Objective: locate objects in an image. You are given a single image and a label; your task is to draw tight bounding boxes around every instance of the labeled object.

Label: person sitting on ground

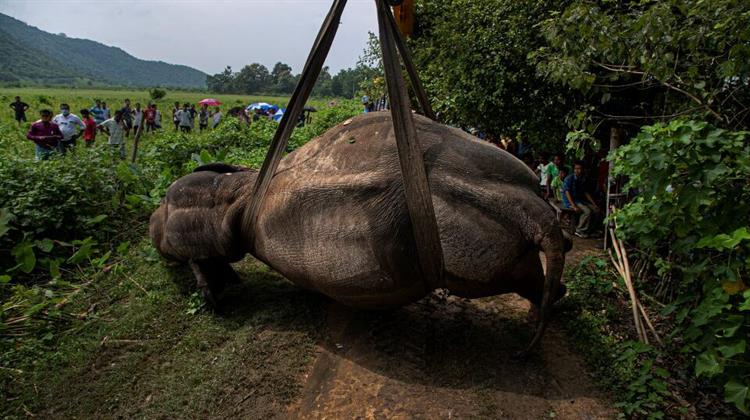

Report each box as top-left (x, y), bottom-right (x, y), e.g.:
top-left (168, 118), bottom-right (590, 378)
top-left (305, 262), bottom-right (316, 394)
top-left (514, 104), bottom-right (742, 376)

top-left (211, 107), bottom-right (222, 129)
top-left (177, 103), bottom-right (193, 133)
top-left (99, 110), bottom-right (126, 159)
top-left (132, 102), bottom-right (143, 135)
top-left (562, 160), bottom-right (601, 238)
top-left (535, 152), bottom-right (550, 197)
top-left (52, 103), bottom-right (85, 153)
top-left (198, 105), bottom-right (209, 132)
top-left (26, 109), bottom-right (63, 161)
top-left (10, 96), bottom-right (29, 125)
top-left (80, 109), bottom-right (97, 146)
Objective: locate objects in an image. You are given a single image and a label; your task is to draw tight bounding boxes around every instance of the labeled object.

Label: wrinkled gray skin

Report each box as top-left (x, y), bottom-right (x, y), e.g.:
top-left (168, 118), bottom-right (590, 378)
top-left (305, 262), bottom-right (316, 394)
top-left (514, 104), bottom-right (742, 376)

top-left (150, 113), bottom-right (569, 351)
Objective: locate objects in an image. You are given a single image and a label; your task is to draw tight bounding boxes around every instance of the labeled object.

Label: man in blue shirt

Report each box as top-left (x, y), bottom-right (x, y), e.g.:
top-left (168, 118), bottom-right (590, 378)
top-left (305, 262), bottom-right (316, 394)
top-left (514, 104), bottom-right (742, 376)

top-left (562, 160), bottom-right (600, 238)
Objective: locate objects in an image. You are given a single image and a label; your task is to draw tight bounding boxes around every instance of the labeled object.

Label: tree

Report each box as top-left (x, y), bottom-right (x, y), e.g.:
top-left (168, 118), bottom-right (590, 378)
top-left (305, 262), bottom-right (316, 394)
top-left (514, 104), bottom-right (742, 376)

top-left (271, 62), bottom-right (297, 94)
top-left (206, 66), bottom-right (234, 93)
top-left (312, 66), bottom-right (333, 97)
top-left (533, 0), bottom-right (750, 133)
top-left (411, 0), bottom-right (574, 148)
top-left (233, 63), bottom-right (272, 94)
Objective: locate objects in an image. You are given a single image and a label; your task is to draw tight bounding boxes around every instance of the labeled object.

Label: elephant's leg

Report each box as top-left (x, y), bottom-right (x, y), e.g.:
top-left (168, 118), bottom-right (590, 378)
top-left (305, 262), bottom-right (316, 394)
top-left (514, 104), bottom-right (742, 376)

top-left (189, 259), bottom-right (240, 307)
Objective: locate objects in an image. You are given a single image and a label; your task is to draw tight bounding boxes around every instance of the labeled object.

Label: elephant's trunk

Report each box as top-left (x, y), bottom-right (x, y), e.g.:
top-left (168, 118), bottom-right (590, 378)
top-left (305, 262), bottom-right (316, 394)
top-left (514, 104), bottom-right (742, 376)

top-left (524, 227), bottom-right (565, 354)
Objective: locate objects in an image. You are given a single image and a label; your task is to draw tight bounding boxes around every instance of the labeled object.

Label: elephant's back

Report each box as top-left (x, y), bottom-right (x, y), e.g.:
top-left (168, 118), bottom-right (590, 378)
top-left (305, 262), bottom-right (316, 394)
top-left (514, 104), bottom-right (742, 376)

top-left (276, 112), bottom-right (539, 191)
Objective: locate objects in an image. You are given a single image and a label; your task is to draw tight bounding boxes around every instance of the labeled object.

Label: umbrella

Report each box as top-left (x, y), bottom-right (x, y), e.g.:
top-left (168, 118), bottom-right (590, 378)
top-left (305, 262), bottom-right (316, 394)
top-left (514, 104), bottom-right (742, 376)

top-left (198, 98), bottom-right (222, 106)
top-left (272, 109), bottom-right (285, 122)
top-left (246, 102), bottom-right (274, 111)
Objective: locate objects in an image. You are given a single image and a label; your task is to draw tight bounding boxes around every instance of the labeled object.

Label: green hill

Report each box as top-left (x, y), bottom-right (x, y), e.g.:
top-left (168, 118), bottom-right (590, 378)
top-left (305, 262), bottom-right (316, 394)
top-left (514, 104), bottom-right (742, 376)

top-left (0, 13), bottom-right (207, 89)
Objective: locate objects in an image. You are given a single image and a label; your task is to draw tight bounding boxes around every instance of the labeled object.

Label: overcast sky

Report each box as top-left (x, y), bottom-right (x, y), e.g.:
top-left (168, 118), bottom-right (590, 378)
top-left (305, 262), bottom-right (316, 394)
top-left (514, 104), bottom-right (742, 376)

top-left (0, 0), bottom-right (378, 75)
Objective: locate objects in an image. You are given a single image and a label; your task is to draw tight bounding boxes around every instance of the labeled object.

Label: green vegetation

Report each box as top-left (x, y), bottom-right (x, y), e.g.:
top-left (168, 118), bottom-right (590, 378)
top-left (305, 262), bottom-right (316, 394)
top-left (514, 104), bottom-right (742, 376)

top-left (612, 120), bottom-right (750, 414)
top-left (0, 87), bottom-right (360, 418)
top-left (0, 13), bottom-right (207, 89)
top-left (412, 0), bottom-right (749, 415)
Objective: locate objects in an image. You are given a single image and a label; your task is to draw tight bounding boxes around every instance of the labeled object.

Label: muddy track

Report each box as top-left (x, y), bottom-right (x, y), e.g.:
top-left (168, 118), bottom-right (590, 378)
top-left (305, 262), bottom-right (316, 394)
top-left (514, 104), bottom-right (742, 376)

top-left (288, 238), bottom-right (614, 419)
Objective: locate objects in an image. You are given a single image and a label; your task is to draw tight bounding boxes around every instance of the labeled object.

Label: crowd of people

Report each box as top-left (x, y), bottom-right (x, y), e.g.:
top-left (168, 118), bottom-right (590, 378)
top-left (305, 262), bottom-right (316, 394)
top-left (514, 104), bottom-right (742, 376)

top-left (10, 96), bottom-right (225, 161)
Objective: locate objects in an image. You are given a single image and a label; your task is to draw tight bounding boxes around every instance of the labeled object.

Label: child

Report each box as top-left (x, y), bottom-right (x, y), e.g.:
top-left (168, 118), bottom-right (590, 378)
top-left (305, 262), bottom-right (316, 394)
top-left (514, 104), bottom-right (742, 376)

top-left (551, 166), bottom-right (569, 203)
top-left (80, 109), bottom-right (97, 146)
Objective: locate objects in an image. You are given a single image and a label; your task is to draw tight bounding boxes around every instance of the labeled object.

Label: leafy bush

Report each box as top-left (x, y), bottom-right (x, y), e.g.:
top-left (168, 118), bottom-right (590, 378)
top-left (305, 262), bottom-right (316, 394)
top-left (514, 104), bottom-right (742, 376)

top-left (612, 120), bottom-right (750, 413)
top-left (149, 88), bottom-right (166, 101)
top-left (562, 256), bottom-right (673, 418)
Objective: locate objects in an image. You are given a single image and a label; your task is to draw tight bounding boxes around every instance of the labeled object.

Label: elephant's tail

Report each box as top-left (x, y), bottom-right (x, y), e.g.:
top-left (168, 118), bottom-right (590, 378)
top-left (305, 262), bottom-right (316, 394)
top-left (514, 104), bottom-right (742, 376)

top-left (524, 228), bottom-right (566, 354)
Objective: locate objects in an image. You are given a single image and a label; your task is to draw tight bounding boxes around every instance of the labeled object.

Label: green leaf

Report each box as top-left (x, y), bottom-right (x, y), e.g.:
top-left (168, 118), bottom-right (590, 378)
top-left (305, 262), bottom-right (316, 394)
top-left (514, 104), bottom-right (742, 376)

top-left (49, 259), bottom-right (61, 279)
top-left (35, 238), bottom-right (54, 253)
top-left (68, 239), bottom-right (95, 265)
top-left (724, 380), bottom-right (749, 414)
top-left (12, 242), bottom-right (36, 274)
top-left (695, 352), bottom-right (723, 377)
top-left (85, 215), bottom-right (108, 225)
top-left (718, 340), bottom-right (746, 358)
top-left (0, 208), bottom-right (14, 239)
top-left (116, 241), bottom-right (131, 255)
top-left (0, 275), bottom-right (11, 284)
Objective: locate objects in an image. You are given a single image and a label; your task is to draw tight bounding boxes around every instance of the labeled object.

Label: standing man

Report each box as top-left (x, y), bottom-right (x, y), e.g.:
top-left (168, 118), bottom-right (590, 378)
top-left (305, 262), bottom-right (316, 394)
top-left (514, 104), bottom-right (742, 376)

top-left (26, 109), bottom-right (63, 161)
top-left (52, 104), bottom-right (85, 153)
top-left (562, 161), bottom-right (601, 238)
top-left (80, 109), bottom-right (97, 146)
top-left (545, 153), bottom-right (569, 199)
top-left (99, 110), bottom-right (126, 159)
top-left (535, 152), bottom-right (550, 197)
top-left (9, 96), bottom-right (30, 125)
top-left (177, 103), bottom-right (193, 133)
top-left (211, 107), bottom-right (222, 129)
top-left (198, 104), bottom-right (209, 132)
top-left (120, 99), bottom-right (133, 137)
top-left (144, 104), bottom-right (156, 132)
top-left (132, 102), bottom-right (143, 135)
top-left (172, 101), bottom-right (181, 131)
top-left (90, 99), bottom-right (106, 126)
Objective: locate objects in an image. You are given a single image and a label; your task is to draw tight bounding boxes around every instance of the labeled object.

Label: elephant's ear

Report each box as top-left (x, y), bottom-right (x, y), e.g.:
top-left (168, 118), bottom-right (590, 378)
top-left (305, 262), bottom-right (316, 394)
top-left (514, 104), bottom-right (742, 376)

top-left (193, 163), bottom-right (249, 174)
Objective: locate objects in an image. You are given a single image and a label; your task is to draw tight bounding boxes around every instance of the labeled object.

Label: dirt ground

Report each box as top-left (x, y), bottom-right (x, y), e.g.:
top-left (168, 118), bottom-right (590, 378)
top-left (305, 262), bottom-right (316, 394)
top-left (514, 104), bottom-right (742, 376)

top-left (288, 237), bottom-right (615, 419)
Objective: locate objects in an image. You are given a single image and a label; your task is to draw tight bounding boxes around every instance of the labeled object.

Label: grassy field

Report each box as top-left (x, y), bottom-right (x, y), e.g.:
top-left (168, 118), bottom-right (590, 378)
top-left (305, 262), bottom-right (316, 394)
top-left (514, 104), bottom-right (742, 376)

top-left (0, 87), bottom-right (359, 418)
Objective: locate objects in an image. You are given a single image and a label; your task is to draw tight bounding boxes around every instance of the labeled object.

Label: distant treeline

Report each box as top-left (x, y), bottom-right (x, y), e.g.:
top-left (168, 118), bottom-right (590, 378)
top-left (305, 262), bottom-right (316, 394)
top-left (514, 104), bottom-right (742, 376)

top-left (206, 63), bottom-right (377, 99)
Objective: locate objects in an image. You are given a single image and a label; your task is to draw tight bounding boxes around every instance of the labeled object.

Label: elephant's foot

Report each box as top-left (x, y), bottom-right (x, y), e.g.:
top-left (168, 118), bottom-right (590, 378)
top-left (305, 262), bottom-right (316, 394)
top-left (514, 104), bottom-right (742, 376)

top-left (189, 259), bottom-right (239, 308)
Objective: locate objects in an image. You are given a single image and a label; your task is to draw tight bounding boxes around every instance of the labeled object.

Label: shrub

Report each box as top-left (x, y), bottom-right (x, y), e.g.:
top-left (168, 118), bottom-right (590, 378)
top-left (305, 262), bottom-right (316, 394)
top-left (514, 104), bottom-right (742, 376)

top-left (149, 88), bottom-right (166, 101)
top-left (612, 120), bottom-right (750, 414)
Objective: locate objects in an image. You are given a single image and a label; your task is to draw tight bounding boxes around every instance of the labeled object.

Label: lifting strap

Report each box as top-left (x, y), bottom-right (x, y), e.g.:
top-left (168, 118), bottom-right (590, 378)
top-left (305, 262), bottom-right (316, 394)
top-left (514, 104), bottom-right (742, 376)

top-left (242, 0), bottom-right (445, 291)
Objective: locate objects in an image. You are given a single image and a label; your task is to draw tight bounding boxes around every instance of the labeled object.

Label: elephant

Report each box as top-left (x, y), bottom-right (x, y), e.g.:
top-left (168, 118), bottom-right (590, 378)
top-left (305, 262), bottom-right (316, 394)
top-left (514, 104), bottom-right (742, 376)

top-left (149, 112), bottom-right (570, 351)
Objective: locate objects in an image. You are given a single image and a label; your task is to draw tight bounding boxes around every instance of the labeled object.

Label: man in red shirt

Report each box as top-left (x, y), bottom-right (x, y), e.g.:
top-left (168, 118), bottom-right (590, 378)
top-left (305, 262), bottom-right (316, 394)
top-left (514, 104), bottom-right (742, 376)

top-left (144, 104), bottom-right (157, 132)
top-left (26, 109), bottom-right (63, 161)
top-left (80, 109), bottom-right (97, 146)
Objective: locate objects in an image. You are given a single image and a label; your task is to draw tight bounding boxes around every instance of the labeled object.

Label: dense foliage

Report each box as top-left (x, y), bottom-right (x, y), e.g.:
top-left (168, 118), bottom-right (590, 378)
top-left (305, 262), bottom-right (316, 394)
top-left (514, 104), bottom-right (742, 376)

top-left (410, 0), bottom-right (574, 148)
top-left (613, 120), bottom-right (750, 414)
top-left (0, 13), bottom-right (207, 88)
top-left (534, 0), bottom-right (750, 136)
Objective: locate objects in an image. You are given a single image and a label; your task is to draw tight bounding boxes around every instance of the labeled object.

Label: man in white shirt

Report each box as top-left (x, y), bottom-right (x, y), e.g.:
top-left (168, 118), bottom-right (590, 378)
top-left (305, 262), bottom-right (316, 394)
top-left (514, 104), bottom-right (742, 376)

top-left (53, 103), bottom-right (85, 153)
top-left (98, 110), bottom-right (126, 159)
top-left (211, 108), bottom-right (222, 129)
top-left (535, 153), bottom-right (550, 198)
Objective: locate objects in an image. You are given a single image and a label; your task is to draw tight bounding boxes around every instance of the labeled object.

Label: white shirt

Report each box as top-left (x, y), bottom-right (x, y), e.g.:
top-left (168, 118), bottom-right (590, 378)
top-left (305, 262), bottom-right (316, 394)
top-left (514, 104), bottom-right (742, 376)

top-left (537, 163), bottom-right (549, 186)
top-left (133, 109), bottom-right (143, 125)
top-left (154, 110), bottom-right (161, 125)
top-left (177, 109), bottom-right (192, 127)
top-left (99, 118), bottom-right (125, 145)
top-left (52, 113), bottom-right (85, 141)
top-left (212, 111), bottom-right (222, 128)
